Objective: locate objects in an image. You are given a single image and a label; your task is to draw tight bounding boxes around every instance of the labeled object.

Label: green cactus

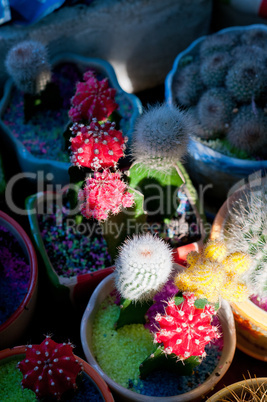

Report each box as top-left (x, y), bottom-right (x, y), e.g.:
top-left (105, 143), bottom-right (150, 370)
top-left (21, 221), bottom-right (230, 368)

top-left (200, 52), bottom-right (232, 88)
top-left (225, 58), bottom-right (267, 103)
top-left (196, 87), bottom-right (235, 138)
top-left (199, 31), bottom-right (240, 59)
top-left (173, 61), bottom-right (205, 107)
top-left (226, 104), bottom-right (267, 158)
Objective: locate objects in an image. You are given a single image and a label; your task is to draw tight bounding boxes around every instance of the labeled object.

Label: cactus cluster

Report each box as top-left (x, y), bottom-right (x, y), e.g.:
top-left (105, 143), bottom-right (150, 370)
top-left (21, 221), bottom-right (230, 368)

top-left (224, 187), bottom-right (267, 299)
top-left (17, 336), bottom-right (82, 400)
top-left (5, 40), bottom-right (51, 95)
top-left (174, 240), bottom-right (251, 303)
top-left (174, 27), bottom-right (267, 159)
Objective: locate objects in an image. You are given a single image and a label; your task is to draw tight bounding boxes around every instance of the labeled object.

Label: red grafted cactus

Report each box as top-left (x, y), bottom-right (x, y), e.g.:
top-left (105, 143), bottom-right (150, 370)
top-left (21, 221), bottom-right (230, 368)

top-left (70, 119), bottom-right (127, 169)
top-left (69, 70), bottom-right (118, 122)
top-left (154, 293), bottom-right (220, 360)
top-left (17, 336), bottom-right (82, 400)
top-left (78, 170), bottom-right (134, 221)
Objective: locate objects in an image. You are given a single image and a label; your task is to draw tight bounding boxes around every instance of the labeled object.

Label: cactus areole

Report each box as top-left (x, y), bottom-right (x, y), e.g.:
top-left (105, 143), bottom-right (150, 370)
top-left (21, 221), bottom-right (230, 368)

top-left (17, 336), bottom-right (82, 400)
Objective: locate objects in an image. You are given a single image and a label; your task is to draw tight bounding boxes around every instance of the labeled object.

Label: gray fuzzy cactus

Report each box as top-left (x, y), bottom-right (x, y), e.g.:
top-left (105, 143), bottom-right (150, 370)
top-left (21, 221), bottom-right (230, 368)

top-left (241, 28), bottom-right (267, 49)
top-left (196, 87), bottom-right (235, 138)
top-left (173, 62), bottom-right (205, 107)
top-left (131, 103), bottom-right (194, 173)
top-left (225, 187), bottom-right (267, 298)
top-left (114, 233), bottom-right (173, 302)
top-left (226, 104), bottom-right (267, 158)
top-left (5, 40), bottom-right (51, 94)
top-left (199, 31), bottom-right (239, 59)
top-left (200, 52), bottom-right (231, 88)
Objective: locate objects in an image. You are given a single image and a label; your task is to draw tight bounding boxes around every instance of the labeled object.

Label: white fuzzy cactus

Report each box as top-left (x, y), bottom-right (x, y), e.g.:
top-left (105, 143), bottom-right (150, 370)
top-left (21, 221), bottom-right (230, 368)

top-left (131, 104), bottom-right (194, 173)
top-left (5, 40), bottom-right (51, 94)
top-left (225, 188), bottom-right (267, 298)
top-left (114, 233), bottom-right (173, 302)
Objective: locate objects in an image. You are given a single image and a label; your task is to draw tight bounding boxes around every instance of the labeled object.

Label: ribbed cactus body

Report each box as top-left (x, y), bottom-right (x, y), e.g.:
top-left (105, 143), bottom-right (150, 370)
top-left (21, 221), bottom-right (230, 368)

top-left (200, 52), bottom-right (231, 88)
top-left (196, 88), bottom-right (235, 138)
top-left (174, 62), bottom-right (205, 107)
top-left (5, 40), bottom-right (51, 94)
top-left (114, 233), bottom-right (173, 302)
top-left (225, 190), bottom-right (267, 298)
top-left (226, 105), bottom-right (267, 158)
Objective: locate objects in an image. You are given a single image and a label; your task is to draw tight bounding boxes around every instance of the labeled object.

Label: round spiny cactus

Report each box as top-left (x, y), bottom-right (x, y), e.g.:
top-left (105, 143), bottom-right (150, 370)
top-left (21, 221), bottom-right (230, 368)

top-left (114, 233), bottom-right (173, 302)
top-left (231, 45), bottom-right (267, 64)
top-left (196, 88), bottom-right (235, 138)
top-left (131, 104), bottom-right (194, 172)
top-left (200, 52), bottom-right (232, 88)
top-left (241, 28), bottom-right (267, 49)
top-left (174, 62), bottom-right (205, 107)
top-left (225, 58), bottom-right (267, 103)
top-left (199, 31), bottom-right (240, 59)
top-left (226, 105), bottom-right (267, 158)
top-left (225, 188), bottom-right (267, 298)
top-left (5, 40), bottom-right (51, 94)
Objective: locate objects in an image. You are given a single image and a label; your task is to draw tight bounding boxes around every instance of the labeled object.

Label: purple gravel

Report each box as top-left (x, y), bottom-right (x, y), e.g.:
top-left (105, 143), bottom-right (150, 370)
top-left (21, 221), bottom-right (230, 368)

top-left (0, 225), bottom-right (31, 326)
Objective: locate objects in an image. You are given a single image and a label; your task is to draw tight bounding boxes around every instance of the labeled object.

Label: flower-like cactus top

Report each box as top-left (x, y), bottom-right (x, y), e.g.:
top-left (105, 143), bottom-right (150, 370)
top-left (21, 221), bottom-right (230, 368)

top-left (78, 170), bottom-right (134, 221)
top-left (69, 70), bottom-right (118, 123)
top-left (17, 336), bottom-right (82, 400)
top-left (70, 120), bottom-right (127, 169)
top-left (114, 233), bottom-right (173, 301)
top-left (174, 240), bottom-right (251, 303)
top-left (154, 293), bottom-right (220, 360)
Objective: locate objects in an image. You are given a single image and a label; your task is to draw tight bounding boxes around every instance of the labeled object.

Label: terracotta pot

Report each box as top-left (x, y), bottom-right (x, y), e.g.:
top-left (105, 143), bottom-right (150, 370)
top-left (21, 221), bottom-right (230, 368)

top-left (207, 377), bottom-right (267, 401)
top-left (0, 53), bottom-right (142, 186)
top-left (80, 273), bottom-right (236, 402)
top-left (210, 180), bottom-right (267, 361)
top-left (0, 211), bottom-right (38, 350)
top-left (0, 345), bottom-right (114, 401)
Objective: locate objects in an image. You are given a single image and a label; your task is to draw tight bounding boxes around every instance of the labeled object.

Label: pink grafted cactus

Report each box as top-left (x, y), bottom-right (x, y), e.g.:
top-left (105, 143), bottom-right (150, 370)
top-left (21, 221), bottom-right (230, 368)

top-left (69, 70), bottom-right (118, 122)
top-left (70, 119), bottom-right (126, 169)
top-left (154, 293), bottom-right (220, 360)
top-left (78, 170), bottom-right (134, 221)
top-left (17, 336), bottom-right (82, 400)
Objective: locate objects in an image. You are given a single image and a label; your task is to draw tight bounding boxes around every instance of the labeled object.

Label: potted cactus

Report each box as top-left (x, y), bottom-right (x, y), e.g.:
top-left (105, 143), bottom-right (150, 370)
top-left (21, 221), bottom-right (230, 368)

top-left (0, 210), bottom-right (38, 350)
top-left (0, 39), bottom-right (142, 186)
top-left (80, 235), bottom-right (240, 401)
top-left (26, 101), bottom-right (204, 308)
top-left (210, 175), bottom-right (267, 361)
top-left (165, 24), bottom-right (267, 203)
top-left (0, 335), bottom-right (114, 401)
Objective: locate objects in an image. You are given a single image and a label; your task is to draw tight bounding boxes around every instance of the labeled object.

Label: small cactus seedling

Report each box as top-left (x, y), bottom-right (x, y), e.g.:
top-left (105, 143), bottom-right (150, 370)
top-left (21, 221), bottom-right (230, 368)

top-left (5, 40), bottom-right (51, 95)
top-left (17, 336), bottom-right (82, 400)
top-left (69, 70), bottom-right (118, 123)
top-left (174, 240), bottom-right (251, 303)
top-left (225, 187), bottom-right (267, 298)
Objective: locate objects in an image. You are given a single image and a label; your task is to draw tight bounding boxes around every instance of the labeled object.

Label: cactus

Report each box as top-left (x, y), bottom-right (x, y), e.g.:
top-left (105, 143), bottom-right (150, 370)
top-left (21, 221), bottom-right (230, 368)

top-left (69, 70), bottom-right (118, 123)
top-left (5, 40), bottom-right (51, 95)
top-left (17, 336), bottom-right (82, 400)
top-left (174, 240), bottom-right (251, 303)
top-left (200, 52), bottom-right (232, 88)
top-left (173, 62), bottom-right (205, 107)
top-left (69, 119), bottom-right (127, 169)
top-left (226, 105), bottom-right (267, 158)
top-left (199, 31), bottom-right (240, 59)
top-left (225, 58), bottom-right (267, 103)
top-left (114, 233), bottom-right (173, 302)
top-left (225, 188), bottom-right (267, 298)
top-left (78, 170), bottom-right (134, 221)
top-left (196, 88), bottom-right (235, 138)
top-left (241, 28), bottom-right (267, 49)
top-left (231, 45), bottom-right (267, 63)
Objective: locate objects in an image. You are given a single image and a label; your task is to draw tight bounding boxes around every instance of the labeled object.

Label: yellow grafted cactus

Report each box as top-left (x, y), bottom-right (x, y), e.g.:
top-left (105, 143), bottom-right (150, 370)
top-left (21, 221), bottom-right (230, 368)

top-left (203, 240), bottom-right (228, 263)
top-left (220, 281), bottom-right (249, 302)
top-left (222, 252), bottom-right (251, 276)
top-left (186, 251), bottom-right (200, 268)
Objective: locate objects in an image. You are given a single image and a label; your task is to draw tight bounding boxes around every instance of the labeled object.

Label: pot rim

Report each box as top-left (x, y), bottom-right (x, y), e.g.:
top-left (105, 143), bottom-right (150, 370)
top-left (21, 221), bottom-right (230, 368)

top-left (0, 211), bottom-right (38, 333)
top-left (206, 377), bottom-right (267, 401)
top-left (0, 345), bottom-right (114, 402)
top-left (80, 272), bottom-right (236, 402)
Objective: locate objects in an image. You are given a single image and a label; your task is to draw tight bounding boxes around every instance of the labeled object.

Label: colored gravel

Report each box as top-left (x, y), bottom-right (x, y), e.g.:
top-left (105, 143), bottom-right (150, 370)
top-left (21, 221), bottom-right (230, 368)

top-left (38, 202), bottom-right (112, 278)
top-left (0, 358), bottom-right (104, 401)
top-left (92, 294), bottom-right (223, 397)
top-left (0, 225), bottom-right (31, 326)
top-left (3, 63), bottom-right (133, 162)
